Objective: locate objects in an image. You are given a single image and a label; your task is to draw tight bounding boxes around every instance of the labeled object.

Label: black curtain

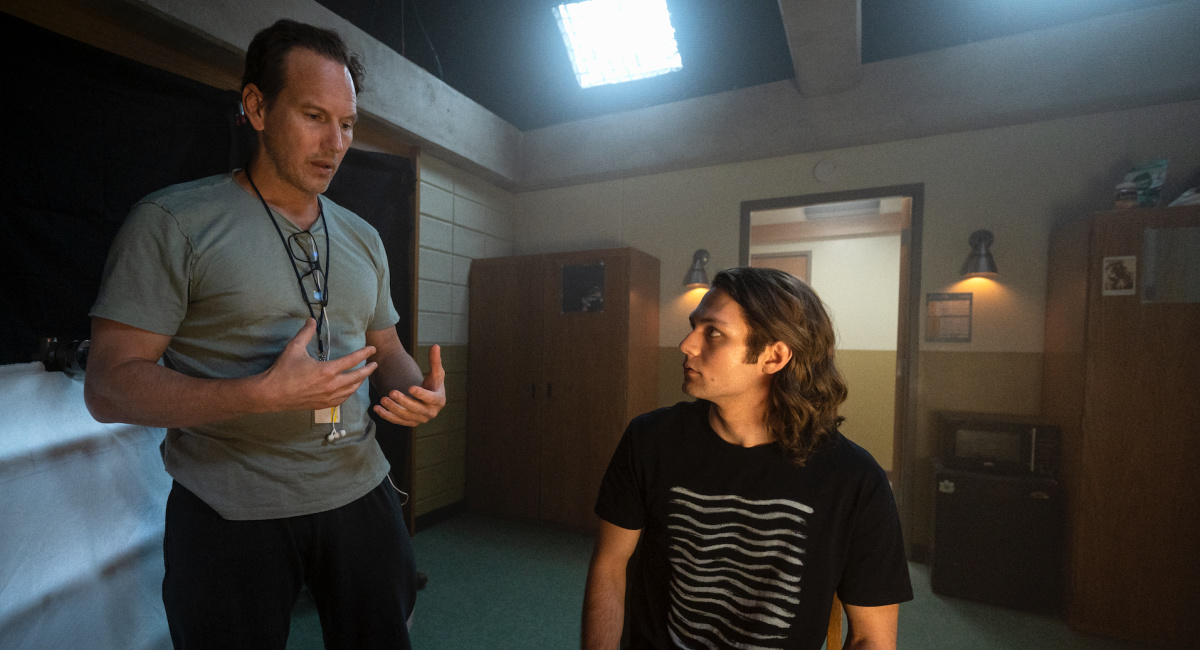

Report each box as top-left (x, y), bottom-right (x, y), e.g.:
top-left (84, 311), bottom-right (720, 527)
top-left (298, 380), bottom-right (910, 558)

top-left (2, 11), bottom-right (250, 364)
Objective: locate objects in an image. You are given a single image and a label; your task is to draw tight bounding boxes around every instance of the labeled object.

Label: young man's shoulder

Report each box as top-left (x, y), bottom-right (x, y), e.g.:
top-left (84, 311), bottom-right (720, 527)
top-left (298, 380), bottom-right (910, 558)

top-left (616, 401), bottom-right (711, 460)
top-left (813, 429), bottom-right (892, 488)
top-left (629, 400), bottom-right (707, 433)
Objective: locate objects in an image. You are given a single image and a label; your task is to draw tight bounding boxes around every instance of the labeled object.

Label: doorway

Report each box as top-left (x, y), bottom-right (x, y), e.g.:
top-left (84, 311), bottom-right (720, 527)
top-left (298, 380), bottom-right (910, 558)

top-left (740, 185), bottom-right (923, 556)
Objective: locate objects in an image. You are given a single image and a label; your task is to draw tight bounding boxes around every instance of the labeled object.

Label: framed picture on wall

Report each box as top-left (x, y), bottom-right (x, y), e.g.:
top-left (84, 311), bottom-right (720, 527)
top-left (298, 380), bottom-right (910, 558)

top-left (561, 261), bottom-right (606, 313)
top-left (1101, 256), bottom-right (1136, 296)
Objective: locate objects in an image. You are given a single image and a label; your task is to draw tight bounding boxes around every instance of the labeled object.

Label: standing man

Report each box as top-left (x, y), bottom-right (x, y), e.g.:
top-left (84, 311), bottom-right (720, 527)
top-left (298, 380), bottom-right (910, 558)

top-left (84, 20), bottom-right (442, 649)
top-left (583, 268), bottom-right (912, 649)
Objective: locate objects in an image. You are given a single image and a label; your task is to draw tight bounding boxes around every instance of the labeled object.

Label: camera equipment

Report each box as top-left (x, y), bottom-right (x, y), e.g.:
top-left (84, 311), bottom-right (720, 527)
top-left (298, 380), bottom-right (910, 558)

top-left (38, 338), bottom-right (90, 376)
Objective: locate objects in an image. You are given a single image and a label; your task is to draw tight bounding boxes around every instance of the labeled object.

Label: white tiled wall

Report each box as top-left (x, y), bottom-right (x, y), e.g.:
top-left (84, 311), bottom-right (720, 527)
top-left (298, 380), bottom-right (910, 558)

top-left (413, 155), bottom-right (514, 518)
top-left (417, 156), bottom-right (515, 346)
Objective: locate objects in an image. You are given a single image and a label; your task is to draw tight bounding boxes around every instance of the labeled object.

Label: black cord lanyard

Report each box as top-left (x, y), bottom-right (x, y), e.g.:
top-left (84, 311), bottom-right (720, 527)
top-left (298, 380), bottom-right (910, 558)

top-left (244, 168), bottom-right (332, 360)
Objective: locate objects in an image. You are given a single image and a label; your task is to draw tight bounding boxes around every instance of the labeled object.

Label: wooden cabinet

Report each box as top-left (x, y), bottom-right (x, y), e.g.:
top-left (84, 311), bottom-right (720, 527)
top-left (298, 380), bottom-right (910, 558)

top-left (1042, 206), bottom-right (1200, 648)
top-left (466, 247), bottom-right (659, 531)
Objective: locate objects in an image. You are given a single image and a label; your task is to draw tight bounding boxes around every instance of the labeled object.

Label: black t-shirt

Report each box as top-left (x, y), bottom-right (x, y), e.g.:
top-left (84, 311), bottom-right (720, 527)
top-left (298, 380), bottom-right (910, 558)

top-left (596, 401), bottom-right (913, 650)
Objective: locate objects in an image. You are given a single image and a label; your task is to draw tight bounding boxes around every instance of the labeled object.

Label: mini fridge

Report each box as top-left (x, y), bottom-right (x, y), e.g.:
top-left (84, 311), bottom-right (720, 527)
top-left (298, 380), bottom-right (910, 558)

top-left (931, 465), bottom-right (1064, 614)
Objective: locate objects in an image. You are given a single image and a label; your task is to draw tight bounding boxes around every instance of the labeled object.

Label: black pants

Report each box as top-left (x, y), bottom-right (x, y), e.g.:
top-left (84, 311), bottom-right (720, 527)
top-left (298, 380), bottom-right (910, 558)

top-left (163, 479), bottom-right (415, 650)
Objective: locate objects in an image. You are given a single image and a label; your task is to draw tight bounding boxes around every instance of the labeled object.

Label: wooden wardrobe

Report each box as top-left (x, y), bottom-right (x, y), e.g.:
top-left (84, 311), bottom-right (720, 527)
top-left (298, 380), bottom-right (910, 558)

top-left (1042, 205), bottom-right (1200, 648)
top-left (466, 247), bottom-right (660, 531)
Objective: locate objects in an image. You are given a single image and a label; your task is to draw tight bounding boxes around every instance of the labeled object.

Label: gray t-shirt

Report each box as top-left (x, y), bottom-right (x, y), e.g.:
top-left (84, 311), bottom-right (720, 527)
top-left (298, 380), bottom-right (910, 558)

top-left (91, 173), bottom-right (400, 520)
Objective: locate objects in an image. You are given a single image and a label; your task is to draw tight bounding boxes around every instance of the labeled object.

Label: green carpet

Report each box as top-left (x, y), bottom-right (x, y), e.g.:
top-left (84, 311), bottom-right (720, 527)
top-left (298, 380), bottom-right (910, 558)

top-left (407, 514), bottom-right (594, 648)
top-left (288, 512), bottom-right (1158, 649)
top-left (897, 563), bottom-right (1156, 650)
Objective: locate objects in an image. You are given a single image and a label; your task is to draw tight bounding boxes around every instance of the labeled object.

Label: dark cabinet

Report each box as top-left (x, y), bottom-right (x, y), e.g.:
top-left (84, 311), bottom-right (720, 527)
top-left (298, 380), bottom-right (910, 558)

top-left (1042, 206), bottom-right (1200, 648)
top-left (466, 248), bottom-right (659, 531)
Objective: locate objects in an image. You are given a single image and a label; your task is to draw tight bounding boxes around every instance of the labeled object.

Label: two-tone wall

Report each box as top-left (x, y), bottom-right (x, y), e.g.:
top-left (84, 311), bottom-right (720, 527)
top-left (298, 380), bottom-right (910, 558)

top-left (512, 98), bottom-right (1200, 552)
top-left (412, 156), bottom-right (515, 518)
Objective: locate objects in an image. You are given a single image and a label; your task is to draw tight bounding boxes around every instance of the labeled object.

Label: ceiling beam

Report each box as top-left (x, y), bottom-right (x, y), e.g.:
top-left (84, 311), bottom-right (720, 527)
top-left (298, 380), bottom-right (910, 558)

top-left (777, 0), bottom-right (862, 96)
top-left (120, 0), bottom-right (523, 188)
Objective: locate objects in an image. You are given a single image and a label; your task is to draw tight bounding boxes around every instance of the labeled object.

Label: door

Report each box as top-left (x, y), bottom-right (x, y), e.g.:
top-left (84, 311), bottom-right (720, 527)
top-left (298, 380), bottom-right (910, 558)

top-left (751, 251), bottom-right (810, 282)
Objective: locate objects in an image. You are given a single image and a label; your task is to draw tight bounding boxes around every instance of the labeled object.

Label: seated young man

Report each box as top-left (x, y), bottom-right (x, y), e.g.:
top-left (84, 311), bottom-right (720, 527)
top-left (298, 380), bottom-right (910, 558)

top-left (583, 267), bottom-right (912, 650)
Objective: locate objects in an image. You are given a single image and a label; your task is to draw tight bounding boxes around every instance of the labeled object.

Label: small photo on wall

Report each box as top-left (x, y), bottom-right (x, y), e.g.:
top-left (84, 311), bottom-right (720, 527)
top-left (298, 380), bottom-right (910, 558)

top-left (1101, 256), bottom-right (1137, 296)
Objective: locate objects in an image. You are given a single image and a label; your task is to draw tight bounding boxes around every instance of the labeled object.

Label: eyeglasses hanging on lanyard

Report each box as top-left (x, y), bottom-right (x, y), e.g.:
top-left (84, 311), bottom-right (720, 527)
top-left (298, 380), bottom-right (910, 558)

top-left (245, 169), bottom-right (332, 361)
top-left (288, 232), bottom-right (332, 360)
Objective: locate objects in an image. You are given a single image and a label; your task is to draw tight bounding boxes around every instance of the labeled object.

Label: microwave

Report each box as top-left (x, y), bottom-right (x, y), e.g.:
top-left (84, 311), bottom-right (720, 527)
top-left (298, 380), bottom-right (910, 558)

top-left (936, 411), bottom-right (1060, 478)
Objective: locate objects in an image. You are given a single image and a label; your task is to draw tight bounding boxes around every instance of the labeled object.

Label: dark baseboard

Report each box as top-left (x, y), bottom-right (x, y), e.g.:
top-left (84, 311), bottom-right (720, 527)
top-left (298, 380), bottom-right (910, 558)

top-left (415, 500), bottom-right (467, 533)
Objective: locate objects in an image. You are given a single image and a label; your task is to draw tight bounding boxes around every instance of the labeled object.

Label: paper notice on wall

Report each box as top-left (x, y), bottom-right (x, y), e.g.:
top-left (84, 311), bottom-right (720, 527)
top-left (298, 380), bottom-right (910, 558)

top-left (926, 292), bottom-right (972, 342)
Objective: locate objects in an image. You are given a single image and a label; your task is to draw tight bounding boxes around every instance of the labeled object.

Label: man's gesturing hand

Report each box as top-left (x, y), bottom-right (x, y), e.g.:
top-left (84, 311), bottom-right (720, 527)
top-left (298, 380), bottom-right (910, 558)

top-left (373, 344), bottom-right (446, 426)
top-left (259, 318), bottom-right (378, 412)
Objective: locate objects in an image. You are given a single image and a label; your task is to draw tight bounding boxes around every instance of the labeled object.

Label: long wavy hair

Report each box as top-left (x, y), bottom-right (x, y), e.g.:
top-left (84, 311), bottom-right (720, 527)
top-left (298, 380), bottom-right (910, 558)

top-left (710, 267), bottom-right (848, 465)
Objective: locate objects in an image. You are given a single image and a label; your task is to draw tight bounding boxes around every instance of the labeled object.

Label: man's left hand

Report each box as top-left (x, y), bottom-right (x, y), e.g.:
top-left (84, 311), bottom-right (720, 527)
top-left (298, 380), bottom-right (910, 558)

top-left (373, 344), bottom-right (446, 426)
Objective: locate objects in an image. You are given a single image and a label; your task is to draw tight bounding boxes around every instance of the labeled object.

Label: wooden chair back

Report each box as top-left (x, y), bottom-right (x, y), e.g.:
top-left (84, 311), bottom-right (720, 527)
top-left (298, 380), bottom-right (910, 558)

top-left (827, 593), bottom-right (843, 647)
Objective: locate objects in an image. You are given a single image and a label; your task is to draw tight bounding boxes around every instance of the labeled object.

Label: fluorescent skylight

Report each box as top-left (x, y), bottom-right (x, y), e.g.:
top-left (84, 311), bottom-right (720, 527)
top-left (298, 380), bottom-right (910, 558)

top-left (553, 0), bottom-right (683, 89)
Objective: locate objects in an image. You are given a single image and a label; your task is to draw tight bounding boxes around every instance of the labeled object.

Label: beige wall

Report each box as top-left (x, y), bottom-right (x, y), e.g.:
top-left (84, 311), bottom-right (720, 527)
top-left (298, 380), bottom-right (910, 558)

top-left (515, 100), bottom-right (1200, 352)
top-left (414, 156), bottom-right (515, 517)
top-left (515, 99), bottom-right (1200, 549)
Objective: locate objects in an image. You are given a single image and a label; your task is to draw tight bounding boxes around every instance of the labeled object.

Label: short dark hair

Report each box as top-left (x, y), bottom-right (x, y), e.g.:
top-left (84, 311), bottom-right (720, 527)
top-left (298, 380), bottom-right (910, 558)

top-left (710, 267), bottom-right (848, 465)
top-left (242, 19), bottom-right (365, 104)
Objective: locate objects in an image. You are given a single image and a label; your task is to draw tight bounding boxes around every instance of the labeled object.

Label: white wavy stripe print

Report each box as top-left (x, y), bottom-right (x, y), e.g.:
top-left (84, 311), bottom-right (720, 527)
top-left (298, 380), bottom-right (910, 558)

top-left (665, 486), bottom-right (810, 650)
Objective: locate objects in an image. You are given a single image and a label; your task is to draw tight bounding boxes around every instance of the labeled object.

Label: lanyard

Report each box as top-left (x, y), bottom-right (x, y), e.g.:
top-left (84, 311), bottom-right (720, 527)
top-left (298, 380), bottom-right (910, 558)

top-left (244, 169), bottom-right (332, 360)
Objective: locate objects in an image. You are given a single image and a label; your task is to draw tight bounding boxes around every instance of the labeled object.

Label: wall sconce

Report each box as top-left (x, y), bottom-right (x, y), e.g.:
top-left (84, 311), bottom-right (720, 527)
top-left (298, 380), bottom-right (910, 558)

top-left (684, 249), bottom-right (710, 288)
top-left (960, 230), bottom-right (998, 278)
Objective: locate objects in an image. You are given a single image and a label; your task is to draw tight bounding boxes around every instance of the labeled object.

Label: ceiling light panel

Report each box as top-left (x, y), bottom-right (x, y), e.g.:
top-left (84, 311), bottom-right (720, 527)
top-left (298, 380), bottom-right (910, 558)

top-left (554, 0), bottom-right (683, 89)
